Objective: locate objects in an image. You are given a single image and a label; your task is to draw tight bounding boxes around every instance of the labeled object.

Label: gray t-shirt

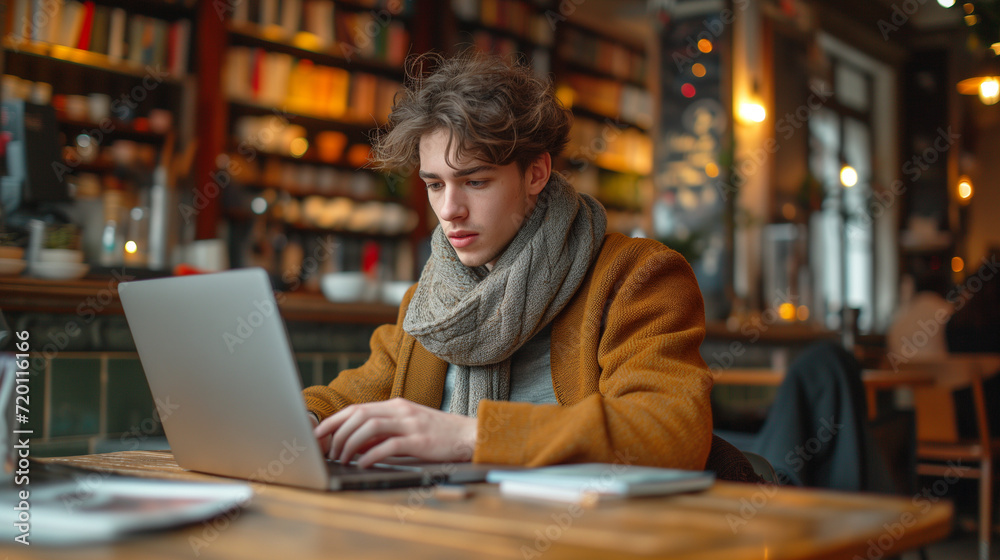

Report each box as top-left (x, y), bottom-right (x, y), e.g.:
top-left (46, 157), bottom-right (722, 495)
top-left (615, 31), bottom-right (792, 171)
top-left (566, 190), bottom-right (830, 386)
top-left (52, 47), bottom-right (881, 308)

top-left (439, 323), bottom-right (557, 412)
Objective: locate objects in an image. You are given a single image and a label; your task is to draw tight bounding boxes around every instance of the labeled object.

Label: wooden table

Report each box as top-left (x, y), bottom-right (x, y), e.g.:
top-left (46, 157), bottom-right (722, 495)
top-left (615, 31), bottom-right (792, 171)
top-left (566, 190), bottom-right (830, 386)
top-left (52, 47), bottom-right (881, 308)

top-left (7, 450), bottom-right (953, 560)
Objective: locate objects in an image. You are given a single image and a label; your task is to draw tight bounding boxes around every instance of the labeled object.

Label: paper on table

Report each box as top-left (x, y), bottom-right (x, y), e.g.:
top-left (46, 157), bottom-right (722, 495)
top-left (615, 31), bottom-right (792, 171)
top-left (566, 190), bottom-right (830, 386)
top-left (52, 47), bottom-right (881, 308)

top-left (1, 477), bottom-right (253, 546)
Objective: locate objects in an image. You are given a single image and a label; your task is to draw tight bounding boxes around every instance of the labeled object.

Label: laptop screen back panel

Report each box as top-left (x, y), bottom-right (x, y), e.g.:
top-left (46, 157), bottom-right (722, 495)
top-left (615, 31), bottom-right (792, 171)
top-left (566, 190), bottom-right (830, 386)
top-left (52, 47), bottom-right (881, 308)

top-left (119, 268), bottom-right (329, 490)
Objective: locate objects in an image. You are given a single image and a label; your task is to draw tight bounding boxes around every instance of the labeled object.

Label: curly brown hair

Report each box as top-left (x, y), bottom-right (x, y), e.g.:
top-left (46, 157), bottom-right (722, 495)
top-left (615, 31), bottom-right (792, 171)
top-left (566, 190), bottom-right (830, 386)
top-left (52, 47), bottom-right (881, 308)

top-left (370, 50), bottom-right (571, 174)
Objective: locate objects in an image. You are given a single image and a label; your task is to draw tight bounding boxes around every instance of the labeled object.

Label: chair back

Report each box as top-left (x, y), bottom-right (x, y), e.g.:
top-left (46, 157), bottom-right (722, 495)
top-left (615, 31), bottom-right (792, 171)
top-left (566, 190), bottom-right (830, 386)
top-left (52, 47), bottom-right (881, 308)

top-left (705, 434), bottom-right (766, 484)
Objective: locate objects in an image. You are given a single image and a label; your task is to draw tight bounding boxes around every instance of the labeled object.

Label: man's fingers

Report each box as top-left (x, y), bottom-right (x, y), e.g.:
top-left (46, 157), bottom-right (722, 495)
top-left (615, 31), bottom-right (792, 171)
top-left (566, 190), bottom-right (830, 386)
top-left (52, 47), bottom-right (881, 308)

top-left (338, 417), bottom-right (403, 464)
top-left (355, 437), bottom-right (410, 469)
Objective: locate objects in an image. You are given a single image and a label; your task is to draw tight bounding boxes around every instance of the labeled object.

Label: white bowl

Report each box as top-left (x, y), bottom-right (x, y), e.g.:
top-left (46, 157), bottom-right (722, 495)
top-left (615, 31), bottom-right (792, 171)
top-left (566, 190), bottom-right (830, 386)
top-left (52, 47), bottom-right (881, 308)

top-left (0, 258), bottom-right (26, 276)
top-left (31, 261), bottom-right (89, 280)
top-left (381, 281), bottom-right (415, 306)
top-left (320, 272), bottom-right (369, 302)
top-left (39, 248), bottom-right (84, 263)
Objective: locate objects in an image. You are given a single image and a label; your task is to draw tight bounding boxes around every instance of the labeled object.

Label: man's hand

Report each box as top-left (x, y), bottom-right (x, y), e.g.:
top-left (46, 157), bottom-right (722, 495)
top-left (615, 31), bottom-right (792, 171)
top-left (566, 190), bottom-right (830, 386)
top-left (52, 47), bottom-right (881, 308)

top-left (313, 398), bottom-right (478, 468)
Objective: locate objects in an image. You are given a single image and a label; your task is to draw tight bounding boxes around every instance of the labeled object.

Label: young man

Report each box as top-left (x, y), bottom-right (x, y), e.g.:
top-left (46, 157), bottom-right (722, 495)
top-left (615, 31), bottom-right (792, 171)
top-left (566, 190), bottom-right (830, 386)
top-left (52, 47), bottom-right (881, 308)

top-left (306, 52), bottom-right (713, 471)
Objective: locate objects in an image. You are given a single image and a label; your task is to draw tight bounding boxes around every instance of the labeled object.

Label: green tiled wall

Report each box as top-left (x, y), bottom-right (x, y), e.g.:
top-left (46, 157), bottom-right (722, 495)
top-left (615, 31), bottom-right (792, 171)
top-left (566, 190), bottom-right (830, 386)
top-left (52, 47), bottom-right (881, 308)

top-left (49, 358), bottom-right (101, 438)
top-left (30, 351), bottom-right (369, 457)
top-left (106, 359), bottom-right (159, 437)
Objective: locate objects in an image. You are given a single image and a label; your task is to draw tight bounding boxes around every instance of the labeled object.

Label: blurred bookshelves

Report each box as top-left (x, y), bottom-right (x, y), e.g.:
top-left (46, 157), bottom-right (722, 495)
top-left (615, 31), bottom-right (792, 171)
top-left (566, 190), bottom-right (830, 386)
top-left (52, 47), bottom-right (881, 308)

top-left (553, 19), bottom-right (654, 235)
top-left (201, 0), bottom-right (433, 289)
top-left (2, 0), bottom-right (198, 269)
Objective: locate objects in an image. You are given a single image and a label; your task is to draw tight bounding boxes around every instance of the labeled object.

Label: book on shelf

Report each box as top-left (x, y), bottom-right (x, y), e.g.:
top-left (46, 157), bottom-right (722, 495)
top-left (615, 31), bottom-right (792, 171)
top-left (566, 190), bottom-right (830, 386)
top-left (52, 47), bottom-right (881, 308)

top-left (58, 0), bottom-right (85, 49)
top-left (107, 7), bottom-right (126, 62)
top-left (8, 3), bottom-right (190, 75)
top-left (75, 1), bottom-right (95, 50)
top-left (223, 46), bottom-right (400, 124)
top-left (486, 463), bottom-right (715, 503)
top-left (90, 4), bottom-right (111, 55)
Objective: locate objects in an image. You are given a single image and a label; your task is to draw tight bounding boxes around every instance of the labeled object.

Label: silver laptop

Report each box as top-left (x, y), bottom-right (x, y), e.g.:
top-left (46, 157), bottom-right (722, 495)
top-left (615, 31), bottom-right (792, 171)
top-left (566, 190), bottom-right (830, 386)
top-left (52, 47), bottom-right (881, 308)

top-left (118, 268), bottom-right (495, 491)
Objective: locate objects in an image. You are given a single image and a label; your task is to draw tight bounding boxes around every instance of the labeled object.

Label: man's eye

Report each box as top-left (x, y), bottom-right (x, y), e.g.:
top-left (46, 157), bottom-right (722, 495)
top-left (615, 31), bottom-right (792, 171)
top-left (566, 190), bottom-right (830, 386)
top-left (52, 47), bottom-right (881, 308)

top-left (425, 183), bottom-right (443, 190)
top-left (467, 180), bottom-right (486, 187)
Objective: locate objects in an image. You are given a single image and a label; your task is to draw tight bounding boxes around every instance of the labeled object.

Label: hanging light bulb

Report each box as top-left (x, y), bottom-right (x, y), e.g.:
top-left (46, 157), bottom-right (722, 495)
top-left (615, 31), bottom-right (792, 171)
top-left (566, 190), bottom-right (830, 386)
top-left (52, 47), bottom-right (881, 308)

top-left (978, 77), bottom-right (1000, 104)
top-left (958, 54), bottom-right (1000, 105)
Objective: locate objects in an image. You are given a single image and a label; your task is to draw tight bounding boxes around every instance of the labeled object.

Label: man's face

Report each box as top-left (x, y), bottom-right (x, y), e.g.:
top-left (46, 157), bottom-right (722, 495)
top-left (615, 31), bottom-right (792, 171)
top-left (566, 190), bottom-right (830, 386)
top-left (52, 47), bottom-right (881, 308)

top-left (418, 129), bottom-right (549, 269)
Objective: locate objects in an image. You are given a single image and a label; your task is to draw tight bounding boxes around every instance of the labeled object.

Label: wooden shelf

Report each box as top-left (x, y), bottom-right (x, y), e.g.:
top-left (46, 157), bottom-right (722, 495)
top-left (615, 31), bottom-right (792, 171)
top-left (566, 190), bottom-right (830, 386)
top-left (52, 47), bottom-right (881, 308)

top-left (91, 0), bottom-right (196, 21)
top-left (0, 275), bottom-right (400, 325)
top-left (228, 100), bottom-right (378, 136)
top-left (454, 18), bottom-right (552, 50)
top-left (569, 105), bottom-right (649, 133)
top-left (227, 22), bottom-right (404, 78)
top-left (562, 60), bottom-right (647, 90)
top-left (225, 209), bottom-right (414, 239)
top-left (59, 117), bottom-right (170, 144)
top-left (2, 39), bottom-right (189, 84)
top-left (236, 181), bottom-right (404, 205)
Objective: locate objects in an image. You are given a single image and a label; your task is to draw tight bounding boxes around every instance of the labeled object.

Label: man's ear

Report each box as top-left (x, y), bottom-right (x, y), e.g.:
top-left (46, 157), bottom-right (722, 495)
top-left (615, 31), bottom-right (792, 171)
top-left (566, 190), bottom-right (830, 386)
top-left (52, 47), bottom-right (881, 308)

top-left (525, 152), bottom-right (551, 196)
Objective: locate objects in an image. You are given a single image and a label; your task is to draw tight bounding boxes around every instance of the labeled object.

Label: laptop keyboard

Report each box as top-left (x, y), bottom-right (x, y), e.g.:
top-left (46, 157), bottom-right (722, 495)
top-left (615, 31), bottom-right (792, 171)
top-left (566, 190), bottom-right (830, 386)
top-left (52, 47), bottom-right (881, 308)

top-left (324, 461), bottom-right (422, 475)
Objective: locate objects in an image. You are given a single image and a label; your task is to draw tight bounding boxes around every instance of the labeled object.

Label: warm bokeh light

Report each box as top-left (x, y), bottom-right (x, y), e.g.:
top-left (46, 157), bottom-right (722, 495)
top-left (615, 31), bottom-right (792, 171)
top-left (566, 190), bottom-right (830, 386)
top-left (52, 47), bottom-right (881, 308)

top-left (705, 162), bottom-right (719, 178)
top-left (965, 14), bottom-right (978, 25)
top-left (737, 102), bottom-right (766, 123)
top-left (840, 165), bottom-right (858, 187)
top-left (692, 63), bottom-right (706, 78)
top-left (952, 256), bottom-right (965, 273)
top-left (681, 83), bottom-right (696, 98)
top-left (978, 77), bottom-right (1000, 104)
top-left (964, 3), bottom-right (975, 14)
top-left (957, 175), bottom-right (974, 201)
top-left (125, 240), bottom-right (137, 254)
top-left (555, 85), bottom-right (575, 108)
top-left (698, 39), bottom-right (712, 53)
top-left (779, 303), bottom-right (796, 321)
top-left (782, 202), bottom-right (797, 221)
top-left (289, 137), bottom-right (309, 158)
top-left (796, 305), bottom-right (810, 322)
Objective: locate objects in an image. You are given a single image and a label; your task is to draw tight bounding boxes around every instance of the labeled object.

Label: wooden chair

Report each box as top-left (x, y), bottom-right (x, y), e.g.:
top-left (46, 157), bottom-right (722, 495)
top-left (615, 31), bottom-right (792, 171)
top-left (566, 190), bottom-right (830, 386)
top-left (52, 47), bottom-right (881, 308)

top-left (899, 359), bottom-right (1000, 560)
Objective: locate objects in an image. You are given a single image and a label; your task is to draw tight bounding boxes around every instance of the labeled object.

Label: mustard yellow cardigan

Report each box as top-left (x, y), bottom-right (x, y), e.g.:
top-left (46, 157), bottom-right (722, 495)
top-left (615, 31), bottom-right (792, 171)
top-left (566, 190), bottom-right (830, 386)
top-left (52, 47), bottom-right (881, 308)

top-left (303, 233), bottom-right (714, 470)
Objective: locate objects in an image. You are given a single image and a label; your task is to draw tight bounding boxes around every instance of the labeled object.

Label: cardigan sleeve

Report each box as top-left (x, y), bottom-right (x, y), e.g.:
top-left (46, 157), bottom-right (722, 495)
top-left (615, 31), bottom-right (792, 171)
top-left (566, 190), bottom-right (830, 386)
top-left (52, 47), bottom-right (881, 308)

top-left (472, 240), bottom-right (714, 470)
top-left (301, 290), bottom-right (413, 421)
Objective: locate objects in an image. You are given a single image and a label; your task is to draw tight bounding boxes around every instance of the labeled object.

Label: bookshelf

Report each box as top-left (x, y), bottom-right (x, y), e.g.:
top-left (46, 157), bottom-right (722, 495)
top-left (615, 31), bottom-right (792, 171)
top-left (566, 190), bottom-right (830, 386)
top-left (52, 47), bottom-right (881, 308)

top-left (445, 0), bottom-right (555, 74)
top-left (196, 0), bottom-right (430, 287)
top-left (552, 19), bottom-right (654, 235)
top-left (2, 0), bottom-right (198, 267)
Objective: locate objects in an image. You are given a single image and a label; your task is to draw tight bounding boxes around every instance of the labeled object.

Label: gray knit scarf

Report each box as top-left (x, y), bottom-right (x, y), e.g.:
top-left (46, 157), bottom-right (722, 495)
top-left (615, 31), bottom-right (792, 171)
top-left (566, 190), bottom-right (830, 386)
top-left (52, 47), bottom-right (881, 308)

top-left (402, 173), bottom-right (607, 417)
